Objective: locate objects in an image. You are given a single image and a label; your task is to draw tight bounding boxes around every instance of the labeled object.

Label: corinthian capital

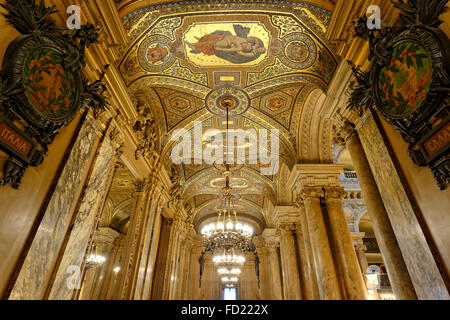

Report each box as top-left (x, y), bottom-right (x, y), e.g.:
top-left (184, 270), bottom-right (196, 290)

top-left (333, 119), bottom-right (358, 146)
top-left (324, 186), bottom-right (347, 199)
top-left (301, 186), bottom-right (324, 199)
top-left (262, 228), bottom-right (280, 247)
top-left (280, 223), bottom-right (296, 232)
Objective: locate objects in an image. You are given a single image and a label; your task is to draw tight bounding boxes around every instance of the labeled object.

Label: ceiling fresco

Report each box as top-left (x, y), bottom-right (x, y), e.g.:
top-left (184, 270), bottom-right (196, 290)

top-left (118, 0), bottom-right (338, 230)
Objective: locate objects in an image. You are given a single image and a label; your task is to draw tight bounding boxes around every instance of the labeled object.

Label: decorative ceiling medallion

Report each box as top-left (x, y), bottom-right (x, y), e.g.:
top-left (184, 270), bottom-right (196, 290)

top-left (137, 35), bottom-right (176, 72)
top-left (206, 87), bottom-right (250, 116)
top-left (279, 33), bottom-right (317, 70)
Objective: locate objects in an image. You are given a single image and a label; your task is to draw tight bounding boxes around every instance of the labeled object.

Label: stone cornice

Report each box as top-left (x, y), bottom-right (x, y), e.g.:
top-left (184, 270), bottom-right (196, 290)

top-left (288, 164), bottom-right (345, 195)
top-left (272, 206), bottom-right (301, 229)
top-left (262, 228), bottom-right (280, 247)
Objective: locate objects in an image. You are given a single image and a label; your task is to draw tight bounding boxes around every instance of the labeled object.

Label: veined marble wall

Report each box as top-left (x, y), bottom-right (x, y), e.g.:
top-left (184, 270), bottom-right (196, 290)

top-left (47, 129), bottom-right (115, 300)
top-left (9, 115), bottom-right (101, 300)
top-left (357, 111), bottom-right (450, 300)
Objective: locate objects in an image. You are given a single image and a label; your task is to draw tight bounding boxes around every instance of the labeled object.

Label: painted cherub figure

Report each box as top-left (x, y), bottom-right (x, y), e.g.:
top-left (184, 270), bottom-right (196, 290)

top-left (186, 24), bottom-right (266, 64)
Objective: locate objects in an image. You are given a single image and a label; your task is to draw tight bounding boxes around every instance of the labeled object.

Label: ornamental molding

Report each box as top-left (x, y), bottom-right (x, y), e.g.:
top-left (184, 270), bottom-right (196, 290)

top-left (288, 163), bottom-right (344, 194)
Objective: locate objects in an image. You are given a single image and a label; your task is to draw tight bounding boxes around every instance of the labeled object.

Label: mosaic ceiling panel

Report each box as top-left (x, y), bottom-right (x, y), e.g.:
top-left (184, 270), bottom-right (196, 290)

top-left (119, 0), bottom-right (338, 227)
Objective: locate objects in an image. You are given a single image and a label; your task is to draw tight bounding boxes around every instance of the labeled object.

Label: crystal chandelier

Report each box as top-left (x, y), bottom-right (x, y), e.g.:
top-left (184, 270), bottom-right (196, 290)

top-left (201, 171), bottom-right (254, 252)
top-left (201, 166), bottom-right (254, 285)
top-left (200, 95), bottom-right (254, 286)
top-left (85, 244), bottom-right (106, 268)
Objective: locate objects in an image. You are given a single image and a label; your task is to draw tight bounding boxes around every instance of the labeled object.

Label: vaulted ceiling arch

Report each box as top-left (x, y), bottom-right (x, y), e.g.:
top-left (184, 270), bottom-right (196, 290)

top-left (117, 0), bottom-right (339, 232)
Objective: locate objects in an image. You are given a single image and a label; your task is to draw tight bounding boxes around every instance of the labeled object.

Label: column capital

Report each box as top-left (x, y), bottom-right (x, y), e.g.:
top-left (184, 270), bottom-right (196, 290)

top-left (324, 186), bottom-right (347, 199)
top-left (302, 186), bottom-right (325, 199)
top-left (288, 164), bottom-right (344, 195)
top-left (280, 224), bottom-right (296, 232)
top-left (191, 245), bottom-right (204, 254)
top-left (262, 228), bottom-right (280, 247)
top-left (253, 235), bottom-right (265, 248)
top-left (333, 119), bottom-right (359, 146)
top-left (273, 206), bottom-right (301, 229)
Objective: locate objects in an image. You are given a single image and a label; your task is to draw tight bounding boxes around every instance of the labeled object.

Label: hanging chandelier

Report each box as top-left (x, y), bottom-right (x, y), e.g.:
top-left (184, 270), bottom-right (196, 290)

top-left (85, 244), bottom-right (106, 268)
top-left (200, 96), bottom-right (255, 286)
top-left (201, 165), bottom-right (254, 253)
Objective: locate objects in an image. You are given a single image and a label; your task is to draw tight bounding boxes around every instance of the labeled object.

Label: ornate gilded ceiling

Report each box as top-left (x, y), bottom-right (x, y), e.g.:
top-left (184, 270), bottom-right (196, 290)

top-left (117, 0), bottom-right (338, 231)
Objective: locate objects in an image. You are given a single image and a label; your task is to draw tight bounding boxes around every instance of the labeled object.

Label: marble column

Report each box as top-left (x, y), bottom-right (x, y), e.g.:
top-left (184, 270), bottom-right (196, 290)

top-left (113, 180), bottom-right (151, 300)
top-left (279, 224), bottom-right (302, 300)
top-left (133, 188), bottom-right (161, 300)
top-left (47, 120), bottom-right (116, 300)
top-left (171, 233), bottom-right (184, 300)
top-left (101, 235), bottom-right (125, 300)
top-left (179, 236), bottom-right (194, 300)
top-left (8, 114), bottom-right (102, 300)
top-left (295, 203), bottom-right (320, 300)
top-left (151, 218), bottom-right (173, 300)
top-left (338, 122), bottom-right (417, 300)
top-left (163, 218), bottom-right (184, 300)
top-left (141, 206), bottom-right (163, 300)
top-left (357, 113), bottom-right (449, 299)
top-left (188, 245), bottom-right (203, 300)
top-left (352, 233), bottom-right (369, 274)
top-left (302, 187), bottom-right (341, 300)
top-left (80, 227), bottom-right (121, 300)
top-left (262, 229), bottom-right (283, 300)
top-left (175, 235), bottom-right (190, 300)
top-left (238, 254), bottom-right (259, 300)
top-left (324, 187), bottom-right (368, 300)
top-left (254, 237), bottom-right (271, 300)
